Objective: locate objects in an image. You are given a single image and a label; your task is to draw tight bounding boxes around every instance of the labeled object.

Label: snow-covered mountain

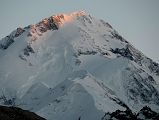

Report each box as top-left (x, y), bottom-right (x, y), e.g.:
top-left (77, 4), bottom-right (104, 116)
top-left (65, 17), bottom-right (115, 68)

top-left (0, 11), bottom-right (159, 120)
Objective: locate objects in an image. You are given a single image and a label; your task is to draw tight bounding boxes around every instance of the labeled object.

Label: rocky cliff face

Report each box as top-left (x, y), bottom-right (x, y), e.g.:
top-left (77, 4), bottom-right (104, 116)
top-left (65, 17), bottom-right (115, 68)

top-left (102, 106), bottom-right (159, 120)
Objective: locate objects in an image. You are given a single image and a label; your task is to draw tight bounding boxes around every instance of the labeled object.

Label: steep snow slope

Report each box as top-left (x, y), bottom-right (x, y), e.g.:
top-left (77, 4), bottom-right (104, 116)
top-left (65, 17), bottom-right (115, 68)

top-left (0, 11), bottom-right (159, 120)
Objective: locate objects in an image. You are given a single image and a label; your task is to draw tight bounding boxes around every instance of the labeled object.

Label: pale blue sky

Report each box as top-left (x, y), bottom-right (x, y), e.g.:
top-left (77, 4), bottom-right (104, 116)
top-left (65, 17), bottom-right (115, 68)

top-left (0, 0), bottom-right (159, 62)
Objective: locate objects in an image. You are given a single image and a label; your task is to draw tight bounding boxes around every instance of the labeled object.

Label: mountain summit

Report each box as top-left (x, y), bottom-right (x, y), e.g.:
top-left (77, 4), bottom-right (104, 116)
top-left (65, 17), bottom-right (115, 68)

top-left (0, 11), bottom-right (159, 120)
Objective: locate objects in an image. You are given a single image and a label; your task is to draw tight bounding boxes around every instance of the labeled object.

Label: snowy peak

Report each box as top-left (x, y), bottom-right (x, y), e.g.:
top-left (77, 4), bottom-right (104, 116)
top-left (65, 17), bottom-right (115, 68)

top-left (25, 11), bottom-right (87, 41)
top-left (37, 10), bottom-right (86, 28)
top-left (0, 11), bottom-right (159, 120)
top-left (52, 10), bottom-right (86, 25)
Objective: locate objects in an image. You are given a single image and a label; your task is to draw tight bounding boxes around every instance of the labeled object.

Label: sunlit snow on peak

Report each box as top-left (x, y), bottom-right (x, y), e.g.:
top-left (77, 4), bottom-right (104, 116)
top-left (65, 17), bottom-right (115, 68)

top-left (52, 10), bottom-right (86, 25)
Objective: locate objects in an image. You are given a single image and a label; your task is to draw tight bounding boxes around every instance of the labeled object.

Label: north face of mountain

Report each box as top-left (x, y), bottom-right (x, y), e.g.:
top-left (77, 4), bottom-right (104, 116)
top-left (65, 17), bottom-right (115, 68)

top-left (0, 11), bottom-right (159, 120)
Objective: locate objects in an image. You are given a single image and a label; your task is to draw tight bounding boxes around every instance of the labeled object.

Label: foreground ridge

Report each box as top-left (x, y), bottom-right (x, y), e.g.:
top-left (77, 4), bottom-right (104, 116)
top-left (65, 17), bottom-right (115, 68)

top-left (0, 105), bottom-right (46, 120)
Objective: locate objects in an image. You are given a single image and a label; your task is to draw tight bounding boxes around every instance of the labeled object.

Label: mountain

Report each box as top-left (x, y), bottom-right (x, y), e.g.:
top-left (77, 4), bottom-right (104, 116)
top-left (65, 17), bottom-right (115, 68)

top-left (0, 11), bottom-right (159, 120)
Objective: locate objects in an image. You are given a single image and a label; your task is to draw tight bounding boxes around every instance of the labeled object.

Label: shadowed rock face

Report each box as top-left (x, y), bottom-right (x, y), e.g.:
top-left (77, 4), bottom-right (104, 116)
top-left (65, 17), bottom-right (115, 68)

top-left (0, 106), bottom-right (46, 120)
top-left (0, 27), bottom-right (25, 50)
top-left (102, 106), bottom-right (159, 120)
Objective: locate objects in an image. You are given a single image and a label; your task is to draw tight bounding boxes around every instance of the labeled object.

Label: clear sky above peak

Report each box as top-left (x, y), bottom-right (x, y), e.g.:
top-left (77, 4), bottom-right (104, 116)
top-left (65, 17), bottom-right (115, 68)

top-left (0, 0), bottom-right (159, 62)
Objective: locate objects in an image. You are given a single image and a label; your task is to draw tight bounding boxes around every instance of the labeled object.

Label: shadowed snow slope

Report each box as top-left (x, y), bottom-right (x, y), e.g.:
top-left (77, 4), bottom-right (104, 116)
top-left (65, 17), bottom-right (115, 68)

top-left (0, 11), bottom-right (159, 120)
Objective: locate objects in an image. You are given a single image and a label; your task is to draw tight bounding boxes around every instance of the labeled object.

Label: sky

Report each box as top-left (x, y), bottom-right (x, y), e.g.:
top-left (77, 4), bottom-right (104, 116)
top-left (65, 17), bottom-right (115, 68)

top-left (0, 0), bottom-right (159, 62)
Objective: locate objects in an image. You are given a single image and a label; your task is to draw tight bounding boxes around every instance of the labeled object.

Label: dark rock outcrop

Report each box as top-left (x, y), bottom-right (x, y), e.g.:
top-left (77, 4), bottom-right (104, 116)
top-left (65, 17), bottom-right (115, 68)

top-left (102, 106), bottom-right (159, 120)
top-left (111, 45), bottom-right (133, 60)
top-left (0, 36), bottom-right (14, 50)
top-left (0, 106), bottom-right (46, 120)
top-left (23, 45), bottom-right (35, 56)
top-left (137, 106), bottom-right (159, 120)
top-left (0, 27), bottom-right (25, 50)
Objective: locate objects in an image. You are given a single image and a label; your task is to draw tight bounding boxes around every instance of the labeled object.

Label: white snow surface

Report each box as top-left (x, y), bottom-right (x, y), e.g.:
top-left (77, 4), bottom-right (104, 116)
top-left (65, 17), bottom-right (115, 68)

top-left (0, 11), bottom-right (159, 120)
